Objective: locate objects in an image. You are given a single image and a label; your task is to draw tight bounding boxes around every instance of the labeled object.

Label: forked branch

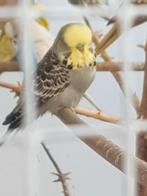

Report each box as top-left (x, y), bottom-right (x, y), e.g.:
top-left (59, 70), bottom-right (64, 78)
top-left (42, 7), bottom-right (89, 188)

top-left (41, 142), bottom-right (71, 196)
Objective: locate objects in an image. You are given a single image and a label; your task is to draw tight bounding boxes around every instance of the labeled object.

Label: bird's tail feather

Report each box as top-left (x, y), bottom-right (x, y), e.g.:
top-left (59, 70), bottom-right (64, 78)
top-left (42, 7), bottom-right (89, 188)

top-left (1, 104), bottom-right (23, 146)
top-left (3, 103), bottom-right (23, 132)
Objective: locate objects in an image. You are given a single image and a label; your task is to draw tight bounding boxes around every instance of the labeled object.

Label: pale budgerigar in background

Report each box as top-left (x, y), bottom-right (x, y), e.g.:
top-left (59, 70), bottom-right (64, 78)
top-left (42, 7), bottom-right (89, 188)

top-left (5, 20), bottom-right (54, 63)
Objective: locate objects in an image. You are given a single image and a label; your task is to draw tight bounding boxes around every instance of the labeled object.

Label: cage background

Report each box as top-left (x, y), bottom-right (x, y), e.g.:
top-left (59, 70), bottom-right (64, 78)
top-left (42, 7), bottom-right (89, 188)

top-left (0, 0), bottom-right (147, 196)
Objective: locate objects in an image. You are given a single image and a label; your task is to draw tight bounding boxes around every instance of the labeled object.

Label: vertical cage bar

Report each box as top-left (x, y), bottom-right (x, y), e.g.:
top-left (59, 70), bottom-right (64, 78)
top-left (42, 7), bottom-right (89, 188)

top-left (15, 1), bottom-right (39, 195)
top-left (117, 1), bottom-right (137, 196)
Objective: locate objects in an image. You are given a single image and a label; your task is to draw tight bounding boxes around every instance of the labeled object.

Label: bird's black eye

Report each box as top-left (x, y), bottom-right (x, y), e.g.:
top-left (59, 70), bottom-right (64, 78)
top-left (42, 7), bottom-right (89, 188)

top-left (62, 59), bottom-right (67, 65)
top-left (89, 43), bottom-right (96, 53)
top-left (89, 47), bottom-right (93, 53)
top-left (68, 64), bottom-right (73, 69)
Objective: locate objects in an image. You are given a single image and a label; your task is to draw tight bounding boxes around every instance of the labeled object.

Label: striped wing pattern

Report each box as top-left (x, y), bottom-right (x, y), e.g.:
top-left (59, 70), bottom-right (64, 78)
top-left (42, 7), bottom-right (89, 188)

top-left (34, 50), bottom-right (71, 104)
top-left (3, 50), bottom-right (71, 131)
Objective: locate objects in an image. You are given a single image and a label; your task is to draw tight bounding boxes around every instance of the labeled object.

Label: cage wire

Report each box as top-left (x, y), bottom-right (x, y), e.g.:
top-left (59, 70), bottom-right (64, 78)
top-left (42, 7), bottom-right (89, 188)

top-left (0, 0), bottom-right (147, 196)
top-left (0, 1), bottom-right (40, 196)
top-left (117, 4), bottom-right (137, 196)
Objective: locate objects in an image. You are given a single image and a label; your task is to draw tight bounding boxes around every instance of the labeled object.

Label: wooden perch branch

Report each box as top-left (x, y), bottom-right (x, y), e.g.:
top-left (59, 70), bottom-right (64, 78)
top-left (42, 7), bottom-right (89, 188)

top-left (0, 61), bottom-right (145, 72)
top-left (56, 108), bottom-right (147, 188)
top-left (41, 142), bottom-right (71, 196)
top-left (74, 107), bottom-right (120, 124)
top-left (0, 80), bottom-right (22, 95)
top-left (96, 62), bottom-right (144, 71)
top-left (0, 61), bottom-right (19, 72)
top-left (0, 80), bottom-right (120, 124)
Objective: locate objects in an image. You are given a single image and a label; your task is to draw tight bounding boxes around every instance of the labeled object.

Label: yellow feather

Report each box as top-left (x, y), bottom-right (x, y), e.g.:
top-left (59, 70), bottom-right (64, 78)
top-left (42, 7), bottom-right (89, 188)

top-left (36, 17), bottom-right (49, 30)
top-left (67, 46), bottom-right (95, 69)
top-left (35, 3), bottom-right (49, 30)
top-left (63, 24), bottom-right (95, 69)
top-left (0, 34), bottom-right (16, 62)
top-left (64, 24), bottom-right (92, 47)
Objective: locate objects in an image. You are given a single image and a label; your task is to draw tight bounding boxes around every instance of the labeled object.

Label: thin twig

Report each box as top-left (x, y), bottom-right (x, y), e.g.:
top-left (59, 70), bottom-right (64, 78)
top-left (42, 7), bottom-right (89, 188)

top-left (0, 80), bottom-right (22, 95)
top-left (74, 107), bottom-right (120, 123)
top-left (108, 15), bottom-right (147, 29)
top-left (96, 33), bottom-right (140, 115)
top-left (0, 81), bottom-right (122, 124)
top-left (41, 142), bottom-right (71, 196)
top-left (96, 62), bottom-right (145, 71)
top-left (96, 24), bottom-right (119, 55)
top-left (96, 14), bottom-right (147, 56)
top-left (84, 17), bottom-right (141, 115)
top-left (137, 44), bottom-right (147, 51)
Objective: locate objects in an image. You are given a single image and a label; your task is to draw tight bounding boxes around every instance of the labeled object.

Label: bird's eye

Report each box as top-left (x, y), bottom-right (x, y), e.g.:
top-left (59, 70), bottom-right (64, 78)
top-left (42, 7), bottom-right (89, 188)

top-left (89, 43), bottom-right (96, 53)
top-left (76, 43), bottom-right (84, 52)
top-left (89, 47), bottom-right (93, 53)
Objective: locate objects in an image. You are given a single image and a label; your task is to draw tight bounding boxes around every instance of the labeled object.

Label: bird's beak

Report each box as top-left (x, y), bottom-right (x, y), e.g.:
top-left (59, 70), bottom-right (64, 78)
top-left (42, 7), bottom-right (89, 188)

top-left (96, 23), bottom-right (120, 55)
top-left (76, 43), bottom-right (84, 52)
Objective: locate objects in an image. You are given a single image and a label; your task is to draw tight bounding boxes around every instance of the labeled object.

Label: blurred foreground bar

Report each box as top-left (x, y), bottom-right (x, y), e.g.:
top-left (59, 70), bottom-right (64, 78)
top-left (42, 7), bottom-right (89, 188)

top-left (0, 61), bottom-right (145, 72)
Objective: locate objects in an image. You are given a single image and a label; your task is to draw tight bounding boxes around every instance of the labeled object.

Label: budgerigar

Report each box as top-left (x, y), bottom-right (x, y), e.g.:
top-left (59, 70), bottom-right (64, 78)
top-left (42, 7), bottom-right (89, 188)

top-left (3, 23), bottom-right (97, 131)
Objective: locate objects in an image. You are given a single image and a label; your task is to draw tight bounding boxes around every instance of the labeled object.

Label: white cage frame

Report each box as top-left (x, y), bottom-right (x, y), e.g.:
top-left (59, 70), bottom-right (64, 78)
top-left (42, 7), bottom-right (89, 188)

top-left (0, 1), bottom-right (147, 196)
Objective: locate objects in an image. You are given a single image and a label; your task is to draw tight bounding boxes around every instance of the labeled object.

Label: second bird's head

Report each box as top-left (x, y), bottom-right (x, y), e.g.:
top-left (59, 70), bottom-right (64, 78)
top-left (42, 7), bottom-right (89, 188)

top-left (52, 23), bottom-right (96, 70)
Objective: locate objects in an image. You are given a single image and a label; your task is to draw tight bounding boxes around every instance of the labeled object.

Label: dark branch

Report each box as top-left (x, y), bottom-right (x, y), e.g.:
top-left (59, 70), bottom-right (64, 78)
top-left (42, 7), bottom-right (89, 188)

top-left (56, 108), bottom-right (147, 187)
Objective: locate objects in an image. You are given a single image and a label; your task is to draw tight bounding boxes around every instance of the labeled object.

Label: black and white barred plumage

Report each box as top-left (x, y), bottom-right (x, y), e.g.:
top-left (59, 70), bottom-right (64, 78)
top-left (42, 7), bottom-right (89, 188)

top-left (3, 50), bottom-right (71, 130)
top-left (3, 23), bottom-right (96, 132)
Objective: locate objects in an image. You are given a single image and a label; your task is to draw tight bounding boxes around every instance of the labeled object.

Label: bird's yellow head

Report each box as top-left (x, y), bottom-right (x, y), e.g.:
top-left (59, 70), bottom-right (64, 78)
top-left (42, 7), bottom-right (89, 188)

top-left (63, 24), bottom-right (92, 48)
top-left (54, 23), bottom-right (96, 70)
